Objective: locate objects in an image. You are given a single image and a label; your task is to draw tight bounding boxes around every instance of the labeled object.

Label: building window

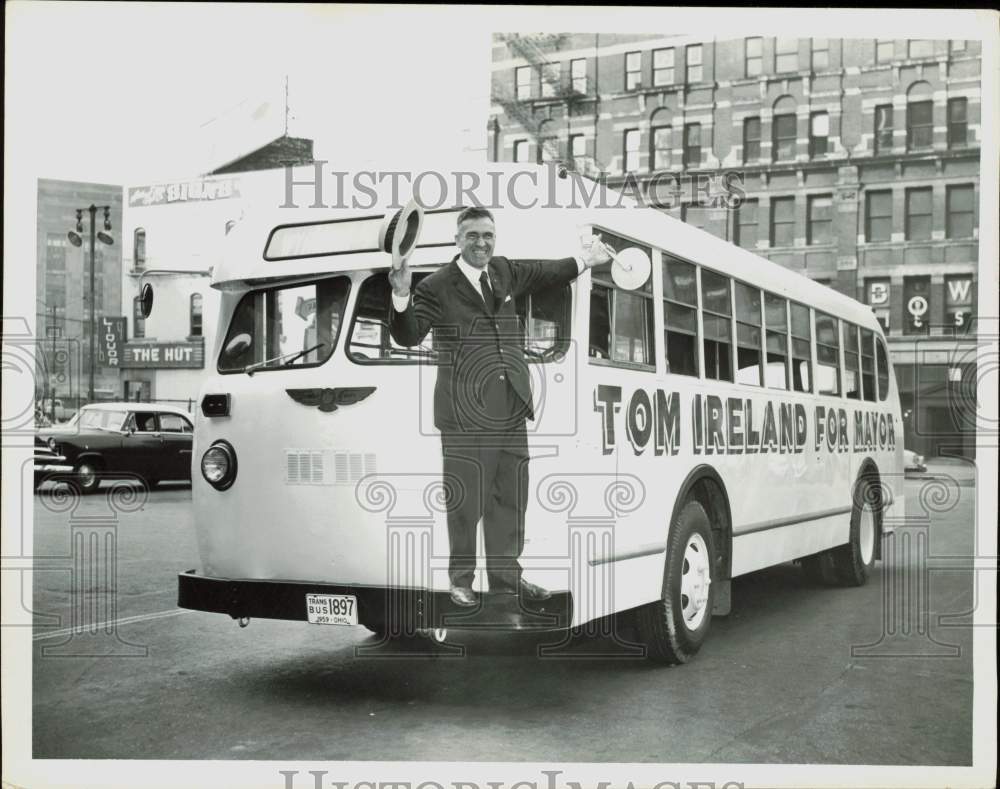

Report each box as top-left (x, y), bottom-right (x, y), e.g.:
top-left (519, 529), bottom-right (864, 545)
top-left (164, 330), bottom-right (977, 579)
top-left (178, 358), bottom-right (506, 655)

top-left (623, 129), bottom-right (640, 172)
top-left (770, 196), bottom-right (795, 246)
top-left (513, 139), bottom-right (528, 163)
top-left (807, 194), bottom-right (833, 244)
top-left (809, 111), bottom-right (829, 157)
top-left (773, 111), bottom-right (797, 161)
top-left (133, 295), bottom-right (145, 339)
top-left (570, 58), bottom-right (587, 93)
top-left (908, 39), bottom-right (934, 58)
top-left (790, 302), bottom-right (812, 392)
top-left (653, 48), bottom-right (675, 86)
top-left (683, 123), bottom-right (701, 168)
top-left (947, 97), bottom-right (968, 148)
top-left (538, 136), bottom-right (558, 164)
top-left (662, 256), bottom-right (698, 376)
top-left (515, 66), bottom-right (532, 100)
top-left (907, 99), bottom-right (933, 150)
top-left (735, 282), bottom-right (763, 386)
top-left (735, 199), bottom-right (758, 249)
top-left (865, 191), bottom-right (892, 242)
top-left (811, 38), bottom-right (830, 70)
top-left (946, 184), bottom-right (975, 238)
top-left (775, 38), bottom-right (798, 72)
top-left (133, 227), bottom-right (146, 272)
top-left (905, 187), bottom-right (933, 241)
top-left (743, 117), bottom-right (761, 162)
top-left (950, 40), bottom-right (967, 54)
top-left (569, 134), bottom-right (586, 168)
top-left (875, 39), bottom-right (894, 63)
top-left (682, 205), bottom-right (710, 232)
top-left (745, 37), bottom-right (763, 77)
top-left (651, 126), bottom-right (671, 169)
top-left (46, 234), bottom-right (67, 272)
top-left (45, 274), bottom-right (67, 310)
top-left (764, 292), bottom-right (789, 389)
top-left (815, 312), bottom-right (840, 396)
top-left (540, 63), bottom-right (560, 98)
top-left (686, 44), bottom-right (703, 82)
top-left (625, 51), bottom-right (641, 91)
top-left (701, 268), bottom-right (733, 382)
top-left (874, 105), bottom-right (894, 154)
top-left (190, 293), bottom-right (203, 337)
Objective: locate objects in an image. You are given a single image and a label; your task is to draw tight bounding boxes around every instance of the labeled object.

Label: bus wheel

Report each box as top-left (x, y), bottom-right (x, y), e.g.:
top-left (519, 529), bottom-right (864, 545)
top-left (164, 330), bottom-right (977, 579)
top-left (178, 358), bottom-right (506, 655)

top-left (830, 474), bottom-right (880, 586)
top-left (636, 500), bottom-right (715, 665)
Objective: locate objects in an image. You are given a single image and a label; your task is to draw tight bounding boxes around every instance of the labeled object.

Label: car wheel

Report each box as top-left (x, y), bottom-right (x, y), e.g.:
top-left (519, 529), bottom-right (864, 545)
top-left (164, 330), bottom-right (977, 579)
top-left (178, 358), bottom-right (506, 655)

top-left (72, 461), bottom-right (102, 495)
top-left (635, 499), bottom-right (716, 665)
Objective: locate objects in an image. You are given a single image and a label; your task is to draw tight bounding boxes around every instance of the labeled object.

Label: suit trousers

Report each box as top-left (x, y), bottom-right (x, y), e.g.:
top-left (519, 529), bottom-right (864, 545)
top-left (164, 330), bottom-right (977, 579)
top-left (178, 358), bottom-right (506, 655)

top-left (440, 371), bottom-right (529, 590)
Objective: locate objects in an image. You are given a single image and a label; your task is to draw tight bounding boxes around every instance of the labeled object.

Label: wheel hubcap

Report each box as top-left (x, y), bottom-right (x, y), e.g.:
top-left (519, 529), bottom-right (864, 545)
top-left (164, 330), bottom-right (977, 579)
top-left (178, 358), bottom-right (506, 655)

top-left (78, 464), bottom-right (96, 488)
top-left (859, 504), bottom-right (875, 565)
top-left (679, 533), bottom-right (711, 631)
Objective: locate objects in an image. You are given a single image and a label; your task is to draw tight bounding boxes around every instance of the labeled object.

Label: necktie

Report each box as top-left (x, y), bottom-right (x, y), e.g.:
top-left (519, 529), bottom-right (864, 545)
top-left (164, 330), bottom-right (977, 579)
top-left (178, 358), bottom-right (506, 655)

top-left (479, 270), bottom-right (494, 312)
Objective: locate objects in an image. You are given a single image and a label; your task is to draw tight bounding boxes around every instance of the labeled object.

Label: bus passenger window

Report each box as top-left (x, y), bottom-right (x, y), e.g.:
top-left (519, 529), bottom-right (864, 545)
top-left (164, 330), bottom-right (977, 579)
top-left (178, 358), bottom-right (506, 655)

top-left (876, 336), bottom-right (890, 401)
top-left (516, 284), bottom-right (571, 358)
top-left (348, 274), bottom-right (436, 363)
top-left (735, 282), bottom-right (763, 385)
top-left (861, 328), bottom-right (876, 402)
top-left (663, 256), bottom-right (698, 376)
top-left (790, 302), bottom-right (812, 392)
top-left (614, 291), bottom-right (655, 365)
top-left (816, 311), bottom-right (840, 396)
top-left (844, 323), bottom-right (861, 400)
top-left (701, 269), bottom-right (733, 382)
top-left (764, 292), bottom-right (788, 389)
top-left (589, 285), bottom-right (612, 359)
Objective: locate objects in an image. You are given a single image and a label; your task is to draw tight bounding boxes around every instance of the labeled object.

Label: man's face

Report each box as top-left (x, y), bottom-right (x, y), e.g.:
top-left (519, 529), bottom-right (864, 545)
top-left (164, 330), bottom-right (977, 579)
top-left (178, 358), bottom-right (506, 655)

top-left (455, 217), bottom-right (495, 269)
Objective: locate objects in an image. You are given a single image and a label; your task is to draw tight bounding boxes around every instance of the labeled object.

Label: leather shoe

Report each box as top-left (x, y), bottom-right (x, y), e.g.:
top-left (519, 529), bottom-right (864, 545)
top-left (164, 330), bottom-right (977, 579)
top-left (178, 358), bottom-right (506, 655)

top-left (449, 585), bottom-right (478, 607)
top-left (518, 579), bottom-right (551, 601)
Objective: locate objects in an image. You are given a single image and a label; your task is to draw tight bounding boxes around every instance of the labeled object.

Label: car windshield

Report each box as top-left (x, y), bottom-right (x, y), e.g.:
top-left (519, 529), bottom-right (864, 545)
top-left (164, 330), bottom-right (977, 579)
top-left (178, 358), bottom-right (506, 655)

top-left (79, 409), bottom-right (126, 430)
top-left (218, 276), bottom-right (350, 373)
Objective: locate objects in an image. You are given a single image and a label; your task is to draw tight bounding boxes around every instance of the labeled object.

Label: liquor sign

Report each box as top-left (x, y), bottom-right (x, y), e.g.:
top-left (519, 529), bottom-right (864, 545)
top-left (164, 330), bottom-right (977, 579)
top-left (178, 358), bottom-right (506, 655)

top-left (944, 275), bottom-right (975, 329)
top-left (121, 340), bottom-right (205, 369)
top-left (128, 178), bottom-right (241, 207)
top-left (903, 276), bottom-right (931, 336)
top-left (866, 278), bottom-right (891, 332)
top-left (100, 317), bottom-right (126, 368)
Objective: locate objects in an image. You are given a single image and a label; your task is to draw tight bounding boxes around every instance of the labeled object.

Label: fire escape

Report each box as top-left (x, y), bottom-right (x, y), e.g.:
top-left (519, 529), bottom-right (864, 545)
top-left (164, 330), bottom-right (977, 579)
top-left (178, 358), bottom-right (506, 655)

top-left (493, 33), bottom-right (603, 177)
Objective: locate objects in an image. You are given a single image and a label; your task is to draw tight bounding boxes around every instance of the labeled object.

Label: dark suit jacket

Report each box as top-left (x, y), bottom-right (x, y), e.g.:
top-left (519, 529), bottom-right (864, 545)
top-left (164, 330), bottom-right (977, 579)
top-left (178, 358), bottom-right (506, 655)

top-left (390, 255), bottom-right (579, 435)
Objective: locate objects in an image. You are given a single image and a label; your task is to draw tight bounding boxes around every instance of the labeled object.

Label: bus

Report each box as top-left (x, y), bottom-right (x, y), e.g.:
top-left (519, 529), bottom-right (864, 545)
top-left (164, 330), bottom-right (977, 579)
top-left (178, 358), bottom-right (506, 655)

top-left (172, 164), bottom-right (904, 664)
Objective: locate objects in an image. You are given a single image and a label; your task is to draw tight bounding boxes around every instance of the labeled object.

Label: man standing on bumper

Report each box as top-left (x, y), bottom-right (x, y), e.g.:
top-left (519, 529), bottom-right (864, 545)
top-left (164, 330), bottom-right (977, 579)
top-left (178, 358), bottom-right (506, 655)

top-left (389, 207), bottom-right (611, 607)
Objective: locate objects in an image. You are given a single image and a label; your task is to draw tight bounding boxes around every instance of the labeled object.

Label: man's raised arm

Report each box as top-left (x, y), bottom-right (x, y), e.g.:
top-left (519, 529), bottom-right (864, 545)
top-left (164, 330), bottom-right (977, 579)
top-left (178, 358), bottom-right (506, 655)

top-left (388, 258), bottom-right (440, 348)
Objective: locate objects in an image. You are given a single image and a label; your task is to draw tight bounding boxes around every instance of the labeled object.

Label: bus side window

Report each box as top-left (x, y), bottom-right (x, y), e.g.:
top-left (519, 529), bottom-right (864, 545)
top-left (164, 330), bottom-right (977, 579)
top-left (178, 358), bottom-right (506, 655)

top-left (735, 281), bottom-right (762, 386)
top-left (662, 256), bottom-right (698, 376)
top-left (861, 328), bottom-right (876, 402)
top-left (588, 231), bottom-right (655, 368)
top-left (516, 285), bottom-right (571, 358)
top-left (844, 322), bottom-right (861, 400)
top-left (348, 273), bottom-right (436, 363)
top-left (764, 292), bottom-right (788, 389)
top-left (876, 335), bottom-right (890, 401)
top-left (816, 311), bottom-right (841, 396)
top-left (701, 268), bottom-right (733, 382)
top-left (790, 302), bottom-right (811, 392)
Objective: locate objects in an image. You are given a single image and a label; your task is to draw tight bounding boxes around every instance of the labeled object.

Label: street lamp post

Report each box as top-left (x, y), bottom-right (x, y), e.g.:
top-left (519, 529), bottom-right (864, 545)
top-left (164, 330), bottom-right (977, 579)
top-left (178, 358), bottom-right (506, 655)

top-left (68, 205), bottom-right (113, 403)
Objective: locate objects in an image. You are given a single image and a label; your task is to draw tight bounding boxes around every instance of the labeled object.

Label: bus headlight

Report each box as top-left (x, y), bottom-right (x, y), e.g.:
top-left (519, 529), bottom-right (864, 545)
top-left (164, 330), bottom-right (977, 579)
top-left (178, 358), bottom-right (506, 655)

top-left (201, 441), bottom-right (237, 491)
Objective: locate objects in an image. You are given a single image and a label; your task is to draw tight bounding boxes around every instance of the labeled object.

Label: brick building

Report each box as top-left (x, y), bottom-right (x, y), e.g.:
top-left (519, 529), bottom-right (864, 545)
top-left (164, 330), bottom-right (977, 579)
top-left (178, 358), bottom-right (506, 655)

top-left (35, 179), bottom-right (125, 413)
top-left (489, 34), bottom-right (982, 458)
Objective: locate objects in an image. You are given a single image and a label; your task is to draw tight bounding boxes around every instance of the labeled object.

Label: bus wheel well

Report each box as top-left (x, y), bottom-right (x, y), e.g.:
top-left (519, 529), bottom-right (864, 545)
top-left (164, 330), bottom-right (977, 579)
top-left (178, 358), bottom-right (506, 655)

top-left (677, 469), bottom-right (732, 581)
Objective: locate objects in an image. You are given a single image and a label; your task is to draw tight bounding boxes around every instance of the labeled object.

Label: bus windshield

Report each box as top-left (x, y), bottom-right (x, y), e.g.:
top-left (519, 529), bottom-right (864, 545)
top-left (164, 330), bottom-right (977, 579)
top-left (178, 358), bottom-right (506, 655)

top-left (218, 276), bottom-right (351, 373)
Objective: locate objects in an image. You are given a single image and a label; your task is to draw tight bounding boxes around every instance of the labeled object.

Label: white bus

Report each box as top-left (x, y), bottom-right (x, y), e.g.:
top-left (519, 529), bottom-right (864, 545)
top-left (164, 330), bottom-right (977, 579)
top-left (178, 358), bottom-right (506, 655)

top-left (173, 165), bottom-right (904, 664)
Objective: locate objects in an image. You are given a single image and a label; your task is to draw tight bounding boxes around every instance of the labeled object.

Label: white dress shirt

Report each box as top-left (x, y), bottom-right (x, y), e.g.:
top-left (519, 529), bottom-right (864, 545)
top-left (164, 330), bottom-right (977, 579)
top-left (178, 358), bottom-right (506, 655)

top-left (392, 255), bottom-right (586, 312)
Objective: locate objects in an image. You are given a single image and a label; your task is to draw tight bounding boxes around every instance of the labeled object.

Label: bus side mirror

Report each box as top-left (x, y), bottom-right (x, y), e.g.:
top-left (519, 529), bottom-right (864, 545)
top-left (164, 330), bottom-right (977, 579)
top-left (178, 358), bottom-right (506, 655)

top-left (140, 283), bottom-right (154, 318)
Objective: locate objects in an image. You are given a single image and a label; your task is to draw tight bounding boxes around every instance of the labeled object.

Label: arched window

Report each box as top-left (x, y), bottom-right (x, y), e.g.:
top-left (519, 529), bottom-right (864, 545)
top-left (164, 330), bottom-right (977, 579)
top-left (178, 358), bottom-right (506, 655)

top-left (772, 96), bottom-right (797, 162)
top-left (906, 82), bottom-right (934, 150)
top-left (133, 228), bottom-right (146, 272)
top-left (190, 293), bottom-right (203, 337)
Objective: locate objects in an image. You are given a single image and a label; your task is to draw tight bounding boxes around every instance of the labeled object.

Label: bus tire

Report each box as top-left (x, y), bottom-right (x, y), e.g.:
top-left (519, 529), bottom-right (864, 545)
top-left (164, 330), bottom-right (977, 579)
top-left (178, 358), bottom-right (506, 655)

top-left (635, 500), bottom-right (715, 665)
top-left (828, 473), bottom-right (881, 586)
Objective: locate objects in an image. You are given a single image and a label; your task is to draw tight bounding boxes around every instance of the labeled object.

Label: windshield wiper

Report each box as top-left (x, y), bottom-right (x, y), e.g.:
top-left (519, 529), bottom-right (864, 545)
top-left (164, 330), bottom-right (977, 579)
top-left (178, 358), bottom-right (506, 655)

top-left (243, 343), bottom-right (325, 376)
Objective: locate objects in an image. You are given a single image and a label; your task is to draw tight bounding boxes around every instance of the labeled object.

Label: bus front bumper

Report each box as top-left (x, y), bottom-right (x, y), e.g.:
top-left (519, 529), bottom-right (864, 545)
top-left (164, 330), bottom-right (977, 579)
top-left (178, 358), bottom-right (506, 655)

top-left (177, 571), bottom-right (572, 632)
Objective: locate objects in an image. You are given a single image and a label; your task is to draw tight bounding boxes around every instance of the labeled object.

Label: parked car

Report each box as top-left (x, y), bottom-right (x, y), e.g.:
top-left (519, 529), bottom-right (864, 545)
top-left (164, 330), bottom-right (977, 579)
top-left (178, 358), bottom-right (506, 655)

top-left (903, 448), bottom-right (927, 474)
top-left (34, 402), bottom-right (194, 493)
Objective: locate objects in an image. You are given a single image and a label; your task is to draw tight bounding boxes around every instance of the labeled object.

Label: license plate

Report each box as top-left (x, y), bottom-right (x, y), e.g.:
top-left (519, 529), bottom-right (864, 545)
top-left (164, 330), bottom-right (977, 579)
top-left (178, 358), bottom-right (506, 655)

top-left (305, 594), bottom-right (358, 626)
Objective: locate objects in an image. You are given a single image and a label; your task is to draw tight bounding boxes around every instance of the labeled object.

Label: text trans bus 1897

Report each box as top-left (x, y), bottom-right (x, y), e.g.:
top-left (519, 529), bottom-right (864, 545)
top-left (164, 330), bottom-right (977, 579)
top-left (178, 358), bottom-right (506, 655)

top-left (174, 164), bottom-right (904, 665)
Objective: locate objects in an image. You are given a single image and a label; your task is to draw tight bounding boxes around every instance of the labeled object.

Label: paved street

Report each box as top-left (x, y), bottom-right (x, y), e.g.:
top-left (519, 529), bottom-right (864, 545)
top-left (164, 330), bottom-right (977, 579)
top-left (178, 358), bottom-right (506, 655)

top-left (30, 463), bottom-right (976, 764)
